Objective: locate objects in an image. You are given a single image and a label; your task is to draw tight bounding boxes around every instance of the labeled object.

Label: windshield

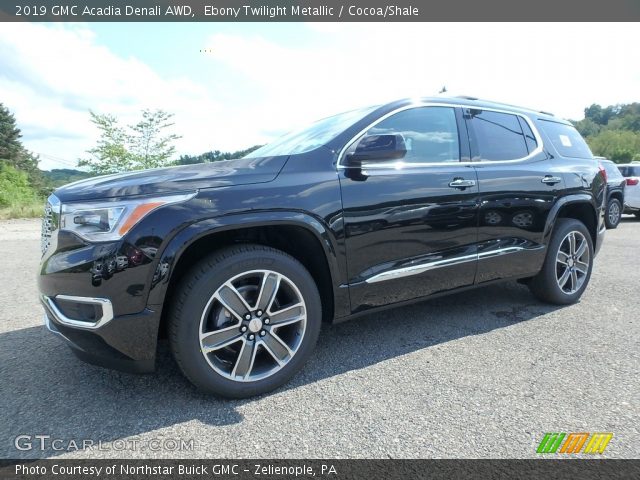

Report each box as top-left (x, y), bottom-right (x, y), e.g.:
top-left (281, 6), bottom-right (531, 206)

top-left (245, 106), bottom-right (378, 158)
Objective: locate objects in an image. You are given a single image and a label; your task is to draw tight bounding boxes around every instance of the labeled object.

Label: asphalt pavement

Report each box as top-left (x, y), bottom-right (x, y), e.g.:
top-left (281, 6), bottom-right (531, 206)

top-left (1, 217), bottom-right (638, 459)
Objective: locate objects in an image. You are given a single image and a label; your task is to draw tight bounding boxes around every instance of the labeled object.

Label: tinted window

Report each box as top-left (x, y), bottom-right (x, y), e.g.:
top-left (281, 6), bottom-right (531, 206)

top-left (539, 120), bottom-right (593, 159)
top-left (468, 110), bottom-right (529, 160)
top-left (517, 116), bottom-right (538, 153)
top-left (619, 166), bottom-right (640, 177)
top-left (362, 107), bottom-right (460, 164)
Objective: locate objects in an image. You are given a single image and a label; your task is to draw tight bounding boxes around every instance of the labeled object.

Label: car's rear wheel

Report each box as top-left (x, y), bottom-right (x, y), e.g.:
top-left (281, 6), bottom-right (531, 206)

top-left (528, 218), bottom-right (593, 305)
top-left (168, 244), bottom-right (321, 398)
top-left (605, 198), bottom-right (622, 229)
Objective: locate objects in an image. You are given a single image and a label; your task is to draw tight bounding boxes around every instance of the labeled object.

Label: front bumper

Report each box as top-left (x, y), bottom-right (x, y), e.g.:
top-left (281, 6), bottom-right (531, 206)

top-left (42, 298), bottom-right (161, 373)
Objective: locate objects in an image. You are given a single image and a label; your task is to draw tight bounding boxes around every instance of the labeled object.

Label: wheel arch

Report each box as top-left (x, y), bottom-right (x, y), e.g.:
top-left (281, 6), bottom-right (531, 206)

top-left (544, 195), bottom-right (599, 247)
top-left (608, 190), bottom-right (624, 205)
top-left (148, 212), bottom-right (348, 338)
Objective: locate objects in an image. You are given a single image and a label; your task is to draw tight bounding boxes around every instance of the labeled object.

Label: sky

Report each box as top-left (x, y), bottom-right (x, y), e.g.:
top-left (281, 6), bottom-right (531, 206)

top-left (0, 22), bottom-right (639, 170)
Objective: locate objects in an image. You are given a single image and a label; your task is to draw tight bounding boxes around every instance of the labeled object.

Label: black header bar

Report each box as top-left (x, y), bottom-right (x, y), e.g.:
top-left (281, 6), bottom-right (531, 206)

top-left (2, 0), bottom-right (640, 22)
top-left (2, 459), bottom-right (640, 480)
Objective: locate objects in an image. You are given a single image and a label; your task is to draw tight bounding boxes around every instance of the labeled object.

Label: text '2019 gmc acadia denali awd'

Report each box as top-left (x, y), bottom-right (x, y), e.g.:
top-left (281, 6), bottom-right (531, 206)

top-left (39, 97), bottom-right (606, 397)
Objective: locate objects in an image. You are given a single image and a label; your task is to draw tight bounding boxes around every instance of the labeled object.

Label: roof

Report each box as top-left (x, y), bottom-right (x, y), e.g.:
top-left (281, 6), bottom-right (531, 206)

top-left (385, 96), bottom-right (562, 122)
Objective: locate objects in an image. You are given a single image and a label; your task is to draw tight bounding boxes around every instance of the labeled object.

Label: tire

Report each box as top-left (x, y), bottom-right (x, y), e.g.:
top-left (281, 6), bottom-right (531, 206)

top-left (635, 213), bottom-right (640, 220)
top-left (605, 198), bottom-right (622, 229)
top-left (528, 218), bottom-right (594, 305)
top-left (168, 244), bottom-right (322, 398)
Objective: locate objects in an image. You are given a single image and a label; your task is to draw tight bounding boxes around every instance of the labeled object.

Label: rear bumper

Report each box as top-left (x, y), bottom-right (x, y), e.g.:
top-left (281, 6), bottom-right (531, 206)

top-left (42, 300), bottom-right (161, 374)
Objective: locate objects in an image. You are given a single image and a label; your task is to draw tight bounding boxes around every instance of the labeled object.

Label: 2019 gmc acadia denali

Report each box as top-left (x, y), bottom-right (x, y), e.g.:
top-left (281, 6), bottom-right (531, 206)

top-left (39, 97), bottom-right (606, 398)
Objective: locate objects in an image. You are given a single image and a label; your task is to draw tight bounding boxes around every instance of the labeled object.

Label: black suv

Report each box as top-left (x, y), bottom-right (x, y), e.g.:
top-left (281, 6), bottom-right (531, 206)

top-left (598, 158), bottom-right (626, 229)
top-left (39, 97), bottom-right (606, 397)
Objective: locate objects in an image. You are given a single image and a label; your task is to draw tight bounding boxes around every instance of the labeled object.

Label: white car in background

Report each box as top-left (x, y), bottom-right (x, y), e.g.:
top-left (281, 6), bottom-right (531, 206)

top-left (618, 163), bottom-right (640, 218)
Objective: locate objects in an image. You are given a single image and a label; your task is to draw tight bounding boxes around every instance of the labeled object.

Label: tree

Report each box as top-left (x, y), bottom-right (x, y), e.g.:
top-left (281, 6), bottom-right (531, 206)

top-left (0, 163), bottom-right (39, 208)
top-left (129, 110), bottom-right (181, 170)
top-left (0, 103), bottom-right (47, 195)
top-left (176, 145), bottom-right (263, 165)
top-left (575, 101), bottom-right (640, 162)
top-left (572, 117), bottom-right (601, 138)
top-left (0, 103), bottom-right (23, 161)
top-left (584, 104), bottom-right (614, 126)
top-left (79, 109), bottom-right (181, 174)
top-left (587, 129), bottom-right (640, 162)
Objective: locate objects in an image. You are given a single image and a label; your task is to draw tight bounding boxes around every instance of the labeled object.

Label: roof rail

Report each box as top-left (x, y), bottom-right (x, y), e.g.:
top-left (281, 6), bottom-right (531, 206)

top-left (538, 110), bottom-right (555, 116)
top-left (456, 95), bottom-right (479, 100)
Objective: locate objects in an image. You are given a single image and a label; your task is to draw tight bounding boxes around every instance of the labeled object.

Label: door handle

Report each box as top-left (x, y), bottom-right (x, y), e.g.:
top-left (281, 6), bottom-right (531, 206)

top-left (541, 175), bottom-right (562, 185)
top-left (448, 178), bottom-right (476, 189)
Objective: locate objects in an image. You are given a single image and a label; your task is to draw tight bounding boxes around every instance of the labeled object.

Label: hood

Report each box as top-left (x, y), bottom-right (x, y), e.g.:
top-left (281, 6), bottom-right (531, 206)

top-left (53, 156), bottom-right (288, 202)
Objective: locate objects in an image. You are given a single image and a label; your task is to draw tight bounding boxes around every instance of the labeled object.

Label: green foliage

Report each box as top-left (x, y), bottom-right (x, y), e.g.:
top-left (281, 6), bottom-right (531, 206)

top-left (584, 104), bottom-right (615, 125)
top-left (0, 162), bottom-right (39, 208)
top-left (0, 202), bottom-right (43, 220)
top-left (587, 130), bottom-right (640, 162)
top-left (79, 109), bottom-right (182, 174)
top-left (176, 145), bottom-right (263, 165)
top-left (0, 103), bottom-right (47, 196)
top-left (573, 102), bottom-right (640, 163)
top-left (0, 104), bottom-right (23, 161)
top-left (573, 118), bottom-right (601, 138)
top-left (42, 168), bottom-right (93, 188)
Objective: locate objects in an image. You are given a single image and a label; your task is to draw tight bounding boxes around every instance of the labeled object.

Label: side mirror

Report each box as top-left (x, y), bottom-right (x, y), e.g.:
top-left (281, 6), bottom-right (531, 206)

top-left (345, 134), bottom-right (407, 166)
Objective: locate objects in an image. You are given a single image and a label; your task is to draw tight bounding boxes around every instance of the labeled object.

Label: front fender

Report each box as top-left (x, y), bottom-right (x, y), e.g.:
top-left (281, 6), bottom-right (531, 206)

top-left (145, 210), bottom-right (349, 318)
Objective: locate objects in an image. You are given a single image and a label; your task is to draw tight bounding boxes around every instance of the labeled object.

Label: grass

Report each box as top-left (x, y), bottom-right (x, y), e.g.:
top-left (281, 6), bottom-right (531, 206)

top-left (0, 201), bottom-right (44, 220)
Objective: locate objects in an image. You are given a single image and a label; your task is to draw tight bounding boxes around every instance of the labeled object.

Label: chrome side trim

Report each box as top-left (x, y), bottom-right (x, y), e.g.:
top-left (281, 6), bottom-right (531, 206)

top-left (364, 246), bottom-right (526, 284)
top-left (43, 295), bottom-right (114, 330)
top-left (477, 246), bottom-right (527, 260)
top-left (337, 102), bottom-right (545, 169)
top-left (365, 253), bottom-right (478, 284)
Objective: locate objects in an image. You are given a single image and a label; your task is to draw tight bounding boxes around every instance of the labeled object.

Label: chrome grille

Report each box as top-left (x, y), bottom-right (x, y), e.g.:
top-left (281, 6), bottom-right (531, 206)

top-left (41, 201), bottom-right (53, 254)
top-left (41, 195), bottom-right (60, 255)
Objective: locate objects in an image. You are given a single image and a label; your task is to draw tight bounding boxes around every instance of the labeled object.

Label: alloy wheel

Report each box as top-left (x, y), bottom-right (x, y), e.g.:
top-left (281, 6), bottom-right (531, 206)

top-left (608, 202), bottom-right (620, 226)
top-left (198, 270), bottom-right (307, 382)
top-left (555, 231), bottom-right (590, 295)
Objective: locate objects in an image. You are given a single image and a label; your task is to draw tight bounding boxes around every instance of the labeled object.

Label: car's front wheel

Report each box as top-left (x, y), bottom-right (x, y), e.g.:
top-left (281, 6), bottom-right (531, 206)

top-left (168, 244), bottom-right (321, 398)
top-left (528, 218), bottom-right (594, 305)
top-left (605, 198), bottom-right (622, 229)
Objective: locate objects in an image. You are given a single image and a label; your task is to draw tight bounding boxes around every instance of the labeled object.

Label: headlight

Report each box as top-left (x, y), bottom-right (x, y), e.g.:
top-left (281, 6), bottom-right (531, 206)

top-left (60, 192), bottom-right (195, 242)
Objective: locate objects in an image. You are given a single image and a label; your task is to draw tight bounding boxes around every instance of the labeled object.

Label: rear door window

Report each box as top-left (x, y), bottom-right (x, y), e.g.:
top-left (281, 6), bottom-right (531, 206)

top-left (467, 110), bottom-right (529, 161)
top-left (539, 120), bottom-right (593, 159)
